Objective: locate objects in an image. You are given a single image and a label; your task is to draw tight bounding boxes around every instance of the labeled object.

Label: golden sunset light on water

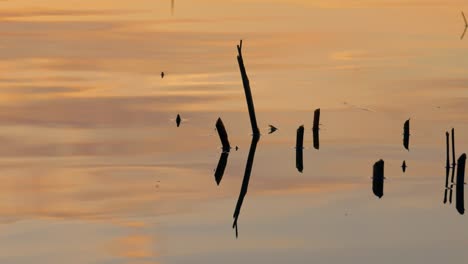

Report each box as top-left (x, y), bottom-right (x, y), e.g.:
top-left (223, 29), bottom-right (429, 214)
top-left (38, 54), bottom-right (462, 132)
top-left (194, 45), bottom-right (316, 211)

top-left (0, 1), bottom-right (468, 263)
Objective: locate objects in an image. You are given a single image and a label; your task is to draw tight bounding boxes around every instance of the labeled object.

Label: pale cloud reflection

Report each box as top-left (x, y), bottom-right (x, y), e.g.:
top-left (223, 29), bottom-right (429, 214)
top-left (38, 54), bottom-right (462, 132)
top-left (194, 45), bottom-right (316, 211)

top-left (0, 94), bottom-right (238, 127)
top-left (0, 165), bottom-right (217, 222)
top-left (240, 0), bottom-right (468, 8)
top-left (106, 234), bottom-right (156, 259)
top-left (0, 8), bottom-right (140, 21)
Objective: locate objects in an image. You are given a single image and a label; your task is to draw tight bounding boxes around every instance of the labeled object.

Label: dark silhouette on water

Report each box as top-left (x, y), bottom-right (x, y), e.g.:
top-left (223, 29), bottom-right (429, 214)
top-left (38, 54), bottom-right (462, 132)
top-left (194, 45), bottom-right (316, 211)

top-left (402, 160), bottom-right (407, 173)
top-left (461, 11), bottom-right (468, 40)
top-left (296, 148), bottom-right (303, 173)
top-left (372, 159), bottom-right (385, 198)
top-left (312, 127), bottom-right (319, 150)
top-left (444, 131), bottom-right (451, 204)
top-left (235, 146), bottom-right (239, 151)
top-left (296, 125), bottom-right (304, 173)
top-left (233, 134), bottom-right (260, 238)
top-left (176, 114), bottom-right (181, 127)
top-left (312, 108), bottom-right (320, 150)
top-left (450, 128), bottom-right (456, 204)
top-left (403, 119), bottom-right (410, 151)
top-left (313, 108), bottom-right (320, 130)
top-left (214, 152), bottom-right (229, 185)
top-left (296, 125), bottom-right (304, 150)
top-left (161, 72), bottom-right (165, 78)
top-left (268, 124), bottom-right (278, 134)
top-left (214, 118), bottom-right (231, 185)
top-left (232, 39), bottom-right (262, 238)
top-left (216, 118), bottom-right (231, 152)
top-left (456, 153), bottom-right (466, 215)
top-left (237, 40), bottom-right (260, 136)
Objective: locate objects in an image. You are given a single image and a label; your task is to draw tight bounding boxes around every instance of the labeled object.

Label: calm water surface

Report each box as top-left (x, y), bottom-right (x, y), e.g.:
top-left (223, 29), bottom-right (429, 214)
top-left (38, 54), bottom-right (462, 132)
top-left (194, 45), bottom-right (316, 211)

top-left (0, 1), bottom-right (468, 263)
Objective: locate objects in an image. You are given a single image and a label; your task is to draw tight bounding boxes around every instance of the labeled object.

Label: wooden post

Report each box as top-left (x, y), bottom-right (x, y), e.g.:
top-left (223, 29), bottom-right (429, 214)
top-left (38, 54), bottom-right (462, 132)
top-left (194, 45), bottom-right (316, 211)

top-left (372, 159), bottom-right (385, 198)
top-left (312, 108), bottom-right (320, 150)
top-left (237, 40), bottom-right (260, 136)
top-left (456, 153), bottom-right (466, 215)
top-left (444, 131), bottom-right (450, 204)
top-left (450, 128), bottom-right (456, 203)
top-left (216, 117), bottom-right (231, 152)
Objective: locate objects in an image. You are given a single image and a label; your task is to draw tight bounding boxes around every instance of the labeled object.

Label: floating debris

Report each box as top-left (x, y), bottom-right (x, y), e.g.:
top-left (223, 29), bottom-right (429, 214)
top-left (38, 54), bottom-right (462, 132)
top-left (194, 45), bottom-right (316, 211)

top-left (268, 124), bottom-right (278, 134)
top-left (176, 114), bottom-right (181, 127)
top-left (343, 101), bottom-right (375, 112)
top-left (161, 71), bottom-right (165, 78)
top-left (402, 160), bottom-right (407, 173)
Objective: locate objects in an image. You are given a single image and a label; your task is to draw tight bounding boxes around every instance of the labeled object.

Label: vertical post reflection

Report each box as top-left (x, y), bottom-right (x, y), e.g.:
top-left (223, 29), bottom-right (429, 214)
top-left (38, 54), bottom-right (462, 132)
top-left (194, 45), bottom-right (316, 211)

top-left (232, 134), bottom-right (260, 238)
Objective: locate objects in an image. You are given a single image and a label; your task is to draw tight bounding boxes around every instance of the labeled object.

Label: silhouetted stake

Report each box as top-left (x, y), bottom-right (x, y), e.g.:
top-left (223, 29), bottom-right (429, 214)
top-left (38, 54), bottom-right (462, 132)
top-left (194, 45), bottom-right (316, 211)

top-left (461, 12), bottom-right (468, 40)
top-left (313, 108), bottom-right (320, 130)
top-left (450, 128), bottom-right (456, 203)
top-left (214, 118), bottom-right (231, 185)
top-left (231, 40), bottom-right (262, 237)
top-left (296, 148), bottom-right (303, 173)
top-left (176, 114), bottom-right (181, 127)
top-left (296, 125), bottom-right (305, 172)
top-left (161, 72), bottom-right (165, 78)
top-left (313, 127), bottom-right (319, 150)
top-left (451, 128), bottom-right (456, 171)
top-left (372, 159), bottom-right (385, 198)
top-left (296, 125), bottom-right (304, 150)
top-left (237, 40), bottom-right (260, 136)
top-left (312, 108), bottom-right (320, 150)
top-left (402, 160), bottom-right (407, 173)
top-left (296, 125), bottom-right (304, 172)
top-left (232, 134), bottom-right (260, 238)
top-left (456, 153), bottom-right (466, 215)
top-left (403, 119), bottom-right (410, 150)
top-left (216, 118), bottom-right (231, 152)
top-left (214, 152), bottom-right (229, 185)
top-left (268, 124), bottom-right (278, 134)
top-left (444, 131), bottom-right (450, 204)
